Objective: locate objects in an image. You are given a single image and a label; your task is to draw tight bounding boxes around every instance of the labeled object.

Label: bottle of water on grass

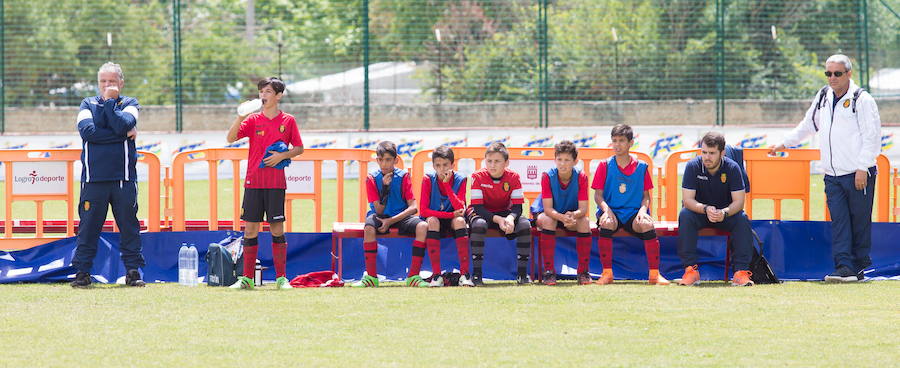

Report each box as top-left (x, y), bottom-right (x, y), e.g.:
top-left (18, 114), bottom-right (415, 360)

top-left (178, 243), bottom-right (198, 286)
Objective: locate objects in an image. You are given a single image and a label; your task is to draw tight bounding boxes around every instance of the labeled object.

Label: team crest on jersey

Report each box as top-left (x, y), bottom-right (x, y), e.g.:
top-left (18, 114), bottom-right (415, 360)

top-left (256, 130), bottom-right (265, 136)
top-left (279, 125), bottom-right (285, 133)
top-left (619, 183), bottom-right (627, 194)
top-left (83, 201), bottom-right (90, 211)
top-left (721, 173), bottom-right (727, 183)
top-left (502, 182), bottom-right (510, 192)
top-left (843, 99), bottom-right (851, 108)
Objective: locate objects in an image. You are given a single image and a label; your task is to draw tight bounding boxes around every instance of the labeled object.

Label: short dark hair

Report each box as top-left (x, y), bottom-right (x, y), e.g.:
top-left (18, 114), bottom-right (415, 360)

top-left (433, 145), bottom-right (455, 163)
top-left (611, 124), bottom-right (633, 141)
top-left (554, 140), bottom-right (578, 160)
top-left (701, 131), bottom-right (726, 152)
top-left (376, 141), bottom-right (398, 158)
top-left (257, 77), bottom-right (285, 94)
top-left (485, 141), bottom-right (509, 161)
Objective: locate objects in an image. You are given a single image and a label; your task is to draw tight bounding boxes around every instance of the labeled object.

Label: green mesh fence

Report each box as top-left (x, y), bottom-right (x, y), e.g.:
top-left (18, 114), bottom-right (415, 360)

top-left (0, 0), bottom-right (897, 131)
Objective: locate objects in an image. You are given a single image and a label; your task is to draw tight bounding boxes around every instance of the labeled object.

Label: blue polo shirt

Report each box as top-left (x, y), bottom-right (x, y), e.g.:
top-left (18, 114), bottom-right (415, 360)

top-left (682, 156), bottom-right (744, 209)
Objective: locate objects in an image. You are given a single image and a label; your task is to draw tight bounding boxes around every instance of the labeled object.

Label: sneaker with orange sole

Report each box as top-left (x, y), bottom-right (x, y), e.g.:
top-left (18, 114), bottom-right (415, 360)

top-left (648, 269), bottom-right (670, 285)
top-left (731, 270), bottom-right (754, 286)
top-left (678, 265), bottom-right (700, 286)
top-left (595, 270), bottom-right (614, 285)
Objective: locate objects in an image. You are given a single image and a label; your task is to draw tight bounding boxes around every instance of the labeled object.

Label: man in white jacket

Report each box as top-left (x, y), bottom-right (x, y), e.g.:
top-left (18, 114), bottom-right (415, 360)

top-left (770, 54), bottom-right (881, 283)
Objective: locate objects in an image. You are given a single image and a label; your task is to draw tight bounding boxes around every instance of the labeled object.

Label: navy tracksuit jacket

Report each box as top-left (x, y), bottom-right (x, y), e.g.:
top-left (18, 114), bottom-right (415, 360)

top-left (72, 95), bottom-right (144, 273)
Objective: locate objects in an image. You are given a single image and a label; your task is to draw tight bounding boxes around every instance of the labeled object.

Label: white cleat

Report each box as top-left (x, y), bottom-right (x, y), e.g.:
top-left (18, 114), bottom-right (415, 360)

top-left (458, 274), bottom-right (475, 287)
top-left (429, 276), bottom-right (444, 287)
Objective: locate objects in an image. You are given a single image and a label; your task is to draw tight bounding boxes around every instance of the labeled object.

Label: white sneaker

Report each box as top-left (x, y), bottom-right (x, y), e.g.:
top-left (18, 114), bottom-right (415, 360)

top-left (458, 274), bottom-right (475, 287)
top-left (429, 275), bottom-right (444, 287)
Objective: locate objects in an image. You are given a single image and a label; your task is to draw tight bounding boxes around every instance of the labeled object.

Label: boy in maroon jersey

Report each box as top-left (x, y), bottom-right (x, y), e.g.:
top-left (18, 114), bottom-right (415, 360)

top-left (419, 145), bottom-right (473, 287)
top-left (226, 77), bottom-right (304, 290)
top-left (352, 141), bottom-right (431, 288)
top-left (467, 142), bottom-right (532, 286)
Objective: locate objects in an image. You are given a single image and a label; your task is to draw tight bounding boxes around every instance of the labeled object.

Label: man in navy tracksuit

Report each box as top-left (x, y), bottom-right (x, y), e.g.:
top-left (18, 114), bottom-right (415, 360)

top-left (70, 62), bottom-right (144, 288)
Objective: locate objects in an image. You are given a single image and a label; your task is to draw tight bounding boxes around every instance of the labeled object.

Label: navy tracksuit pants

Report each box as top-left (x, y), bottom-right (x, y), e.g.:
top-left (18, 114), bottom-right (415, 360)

top-left (72, 181), bottom-right (144, 273)
top-left (824, 168), bottom-right (876, 272)
top-left (677, 208), bottom-right (754, 271)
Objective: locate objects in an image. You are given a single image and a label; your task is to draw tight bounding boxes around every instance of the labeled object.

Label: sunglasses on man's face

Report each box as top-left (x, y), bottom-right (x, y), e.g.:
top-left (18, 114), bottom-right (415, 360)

top-left (824, 71), bottom-right (846, 77)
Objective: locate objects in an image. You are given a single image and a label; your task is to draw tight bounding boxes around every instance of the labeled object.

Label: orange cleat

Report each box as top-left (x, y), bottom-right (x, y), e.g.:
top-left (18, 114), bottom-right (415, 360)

top-left (648, 269), bottom-right (670, 285)
top-left (595, 270), bottom-right (614, 285)
top-left (731, 270), bottom-right (754, 286)
top-left (678, 265), bottom-right (700, 286)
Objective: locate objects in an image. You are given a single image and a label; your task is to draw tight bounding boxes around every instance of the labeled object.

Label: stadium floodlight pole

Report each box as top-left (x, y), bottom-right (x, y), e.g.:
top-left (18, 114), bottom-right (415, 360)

top-left (435, 28), bottom-right (443, 104)
top-left (106, 32), bottom-right (112, 61)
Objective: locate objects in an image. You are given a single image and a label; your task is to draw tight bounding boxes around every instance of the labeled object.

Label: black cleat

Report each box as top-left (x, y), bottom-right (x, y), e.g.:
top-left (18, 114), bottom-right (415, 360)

top-left (472, 274), bottom-right (484, 287)
top-left (824, 266), bottom-right (857, 283)
top-left (542, 271), bottom-right (557, 286)
top-left (516, 273), bottom-right (530, 285)
top-left (125, 269), bottom-right (146, 287)
top-left (577, 272), bottom-right (593, 285)
top-left (70, 272), bottom-right (92, 288)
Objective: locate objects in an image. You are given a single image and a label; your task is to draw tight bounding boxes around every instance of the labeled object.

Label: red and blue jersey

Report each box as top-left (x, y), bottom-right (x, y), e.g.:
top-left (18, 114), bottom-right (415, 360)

top-left (420, 172), bottom-right (467, 219)
top-left (593, 156), bottom-right (652, 221)
top-left (366, 168), bottom-right (414, 217)
top-left (531, 168), bottom-right (588, 214)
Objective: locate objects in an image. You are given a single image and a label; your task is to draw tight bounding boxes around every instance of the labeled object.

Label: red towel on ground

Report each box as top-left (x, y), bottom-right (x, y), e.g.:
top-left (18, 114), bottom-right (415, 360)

top-left (289, 271), bottom-right (345, 288)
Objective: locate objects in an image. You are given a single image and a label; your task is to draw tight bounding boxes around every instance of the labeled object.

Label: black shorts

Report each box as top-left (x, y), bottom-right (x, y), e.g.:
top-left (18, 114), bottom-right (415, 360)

top-left (423, 217), bottom-right (463, 237)
top-left (597, 212), bottom-right (656, 239)
top-left (241, 188), bottom-right (286, 223)
top-left (365, 214), bottom-right (422, 236)
top-left (465, 208), bottom-right (511, 232)
top-left (466, 208), bottom-right (529, 240)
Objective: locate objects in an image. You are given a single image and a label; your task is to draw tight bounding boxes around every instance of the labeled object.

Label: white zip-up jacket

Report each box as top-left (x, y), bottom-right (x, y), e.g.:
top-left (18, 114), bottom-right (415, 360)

top-left (782, 80), bottom-right (881, 177)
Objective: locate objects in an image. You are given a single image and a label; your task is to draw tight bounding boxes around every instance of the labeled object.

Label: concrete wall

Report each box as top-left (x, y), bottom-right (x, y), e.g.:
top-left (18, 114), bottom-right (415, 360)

top-left (5, 97), bottom-right (898, 133)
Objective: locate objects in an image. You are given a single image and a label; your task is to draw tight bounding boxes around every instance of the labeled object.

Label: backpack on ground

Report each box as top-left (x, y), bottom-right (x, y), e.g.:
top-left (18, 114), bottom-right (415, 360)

top-left (206, 236), bottom-right (244, 286)
top-left (747, 230), bottom-right (780, 284)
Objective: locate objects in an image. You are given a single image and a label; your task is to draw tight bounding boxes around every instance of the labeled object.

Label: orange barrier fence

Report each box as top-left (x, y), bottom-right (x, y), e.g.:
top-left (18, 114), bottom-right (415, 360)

top-left (170, 148), bottom-right (402, 232)
top-left (893, 168), bottom-right (899, 221)
top-left (410, 147), bottom-right (657, 217)
top-left (0, 149), bottom-right (160, 250)
top-left (659, 148), bottom-right (893, 222)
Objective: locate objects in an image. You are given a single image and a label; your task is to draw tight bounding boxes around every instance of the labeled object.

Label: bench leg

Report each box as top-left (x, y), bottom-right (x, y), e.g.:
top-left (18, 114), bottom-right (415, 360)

top-left (725, 235), bottom-right (731, 282)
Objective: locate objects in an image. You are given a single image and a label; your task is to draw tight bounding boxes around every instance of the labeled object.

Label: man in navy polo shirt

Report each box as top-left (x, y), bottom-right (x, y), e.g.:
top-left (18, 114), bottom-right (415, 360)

top-left (677, 132), bottom-right (754, 286)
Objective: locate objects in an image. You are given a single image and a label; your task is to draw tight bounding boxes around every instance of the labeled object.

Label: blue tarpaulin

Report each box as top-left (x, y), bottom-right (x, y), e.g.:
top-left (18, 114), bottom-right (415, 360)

top-left (1, 221), bottom-right (898, 283)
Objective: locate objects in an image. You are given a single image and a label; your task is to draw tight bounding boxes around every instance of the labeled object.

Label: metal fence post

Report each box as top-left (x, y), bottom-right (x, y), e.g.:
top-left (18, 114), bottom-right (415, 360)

top-left (362, 0), bottom-right (370, 131)
top-left (172, 0), bottom-right (183, 133)
top-left (857, 0), bottom-right (870, 90)
top-left (1, 0), bottom-right (5, 134)
top-left (537, 0), bottom-right (549, 129)
top-left (715, 0), bottom-right (726, 126)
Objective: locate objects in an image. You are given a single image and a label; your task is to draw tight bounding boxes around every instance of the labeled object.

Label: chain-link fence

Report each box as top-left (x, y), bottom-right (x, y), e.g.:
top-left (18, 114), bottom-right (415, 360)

top-left (1, 0), bottom-right (898, 132)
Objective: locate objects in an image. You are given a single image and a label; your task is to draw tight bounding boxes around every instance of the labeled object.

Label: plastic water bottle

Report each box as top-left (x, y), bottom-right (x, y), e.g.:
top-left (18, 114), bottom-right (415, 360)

top-left (178, 243), bottom-right (189, 285)
top-left (178, 243), bottom-right (199, 286)
top-left (186, 245), bottom-right (198, 287)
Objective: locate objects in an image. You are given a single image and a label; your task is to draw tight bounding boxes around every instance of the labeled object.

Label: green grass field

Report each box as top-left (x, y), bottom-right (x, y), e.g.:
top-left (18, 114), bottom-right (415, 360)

top-left (1, 281), bottom-right (897, 366)
top-left (2, 175), bottom-right (850, 234)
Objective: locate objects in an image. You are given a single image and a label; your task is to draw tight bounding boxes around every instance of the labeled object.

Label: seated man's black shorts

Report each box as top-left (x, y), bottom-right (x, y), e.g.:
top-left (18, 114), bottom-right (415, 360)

top-left (365, 213), bottom-right (422, 236)
top-left (242, 188), bottom-right (286, 223)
